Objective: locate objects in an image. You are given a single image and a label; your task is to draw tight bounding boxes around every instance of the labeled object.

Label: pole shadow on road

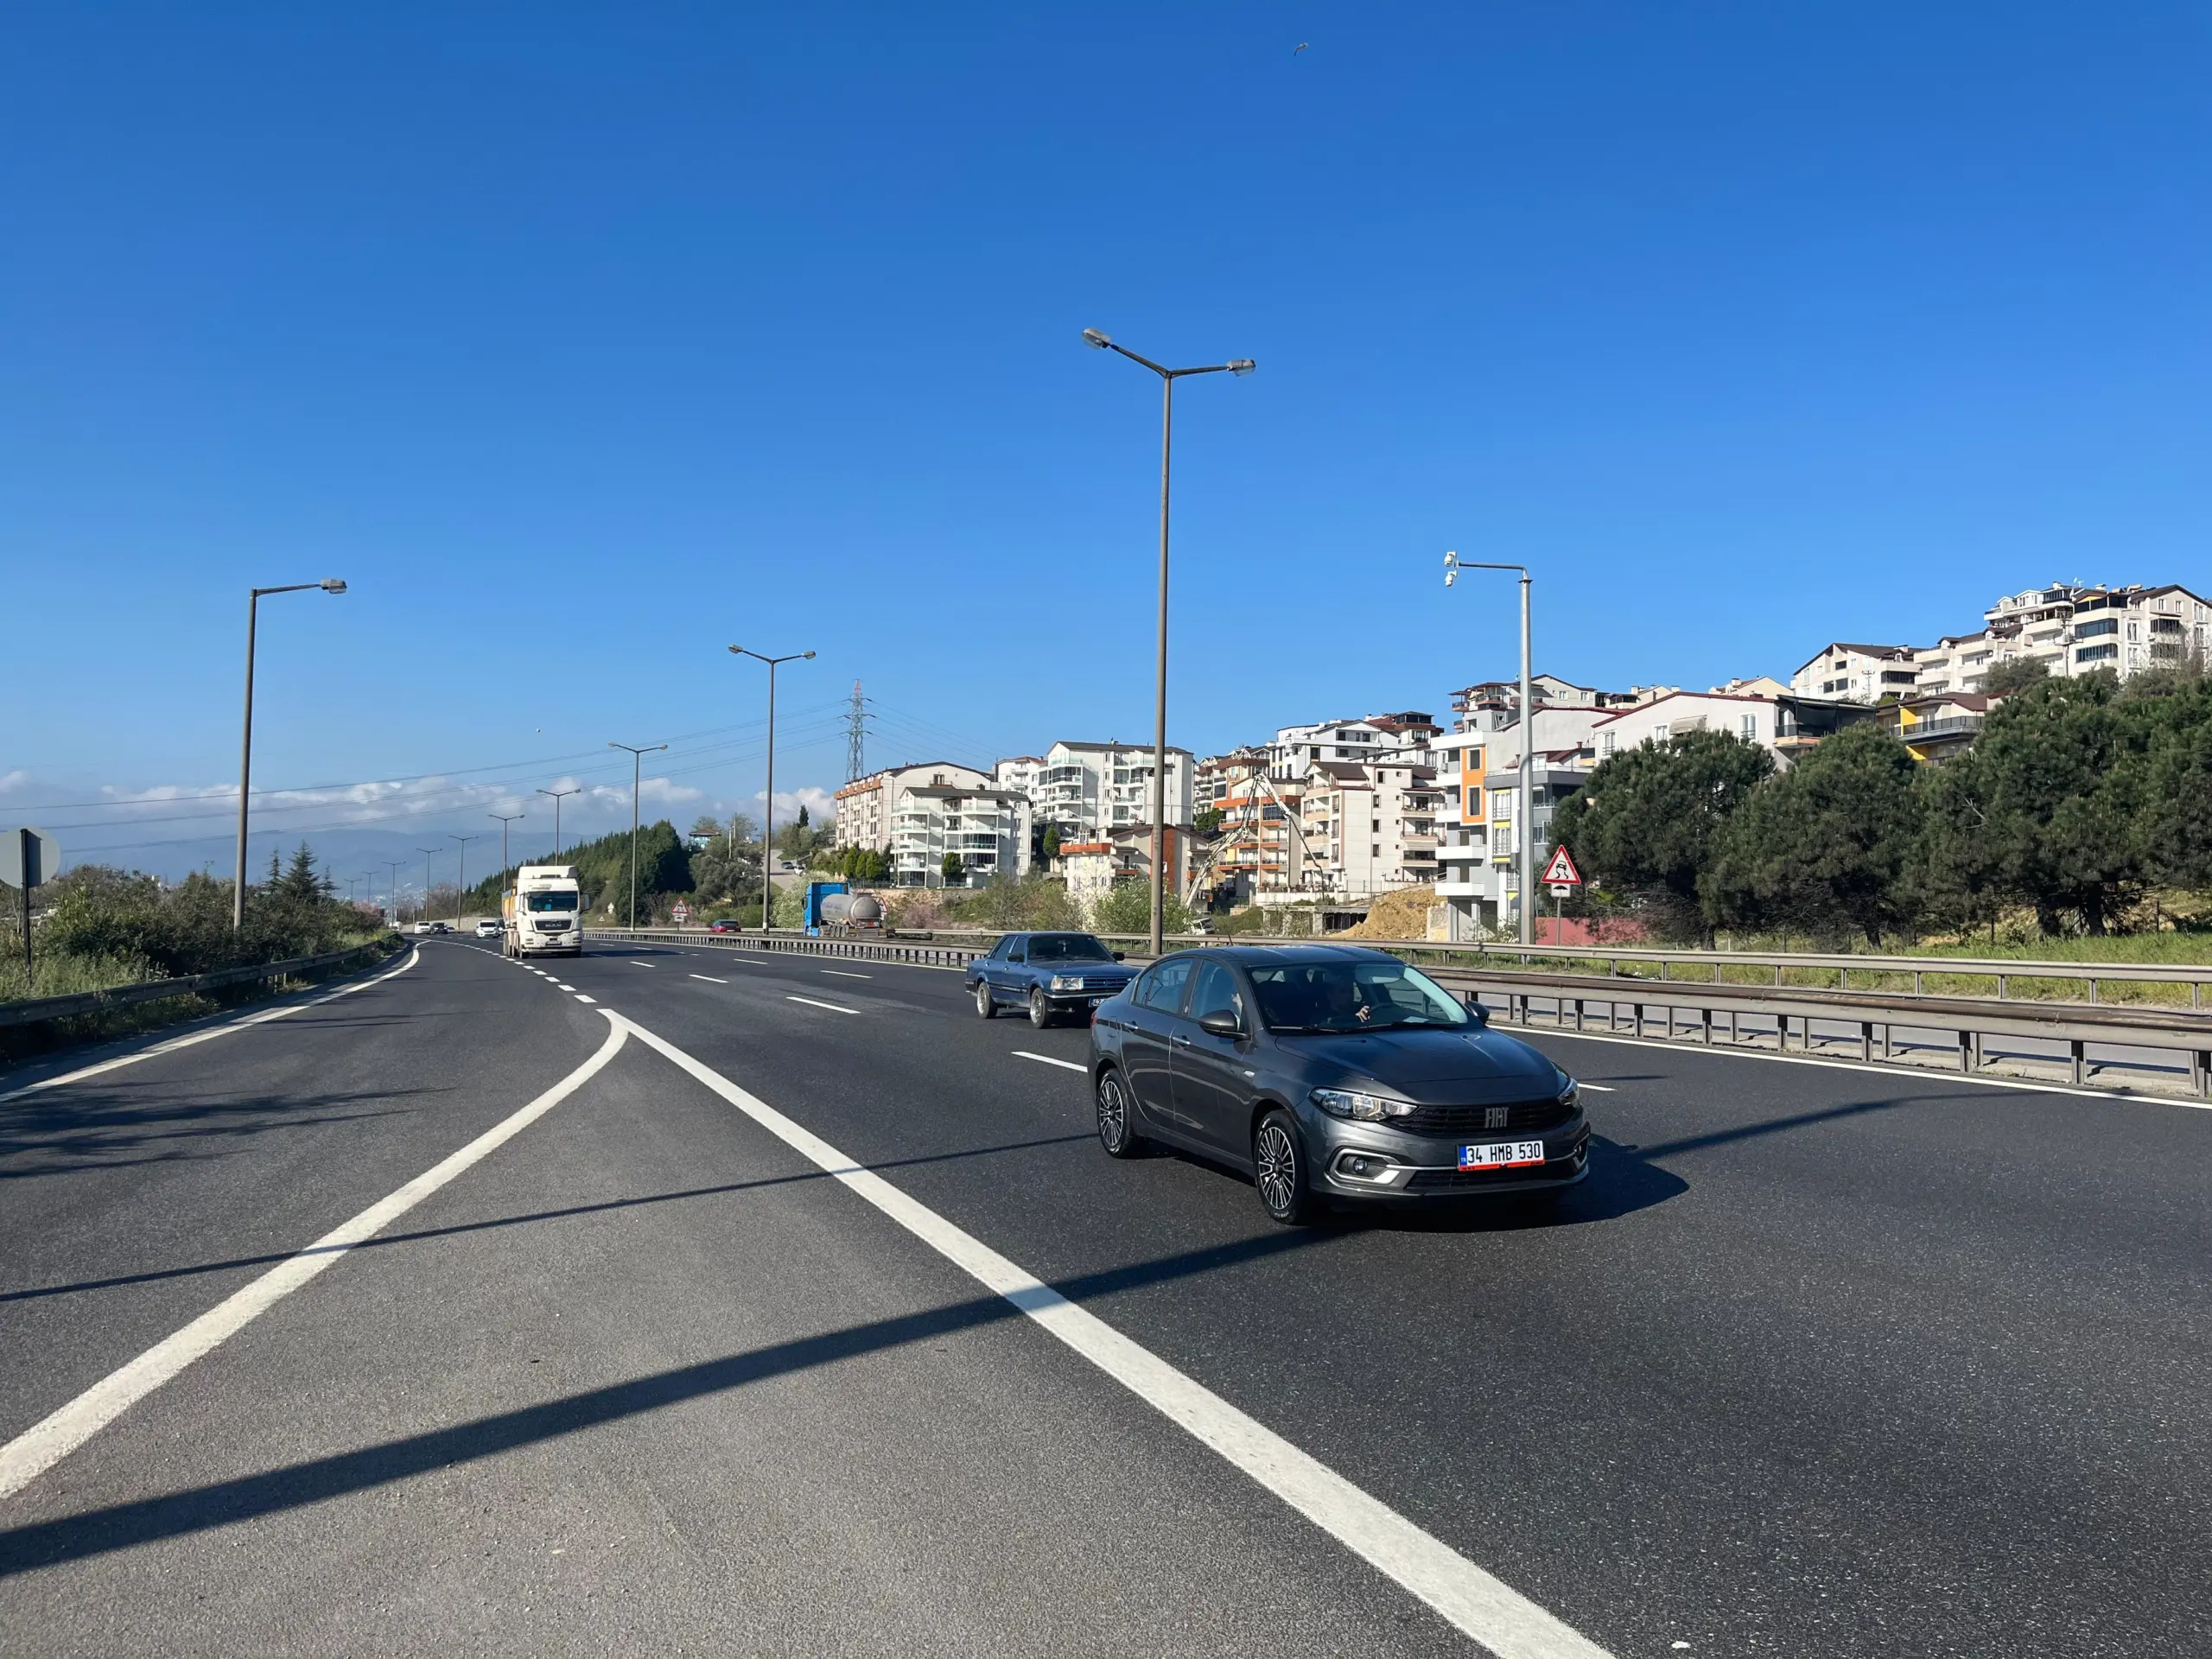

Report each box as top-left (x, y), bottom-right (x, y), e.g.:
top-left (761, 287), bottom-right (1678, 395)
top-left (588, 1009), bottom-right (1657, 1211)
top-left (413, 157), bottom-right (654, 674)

top-left (0, 1226), bottom-right (1337, 1577)
top-left (1, 1131), bottom-right (1098, 1305)
top-left (1, 1085), bottom-right (437, 1181)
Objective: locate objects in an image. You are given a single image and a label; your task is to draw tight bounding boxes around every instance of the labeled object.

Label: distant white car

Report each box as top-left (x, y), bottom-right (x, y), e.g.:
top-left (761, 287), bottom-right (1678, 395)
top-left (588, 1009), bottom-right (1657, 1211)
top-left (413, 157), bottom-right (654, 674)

top-left (474, 919), bottom-right (501, 939)
top-left (412, 920), bottom-right (437, 936)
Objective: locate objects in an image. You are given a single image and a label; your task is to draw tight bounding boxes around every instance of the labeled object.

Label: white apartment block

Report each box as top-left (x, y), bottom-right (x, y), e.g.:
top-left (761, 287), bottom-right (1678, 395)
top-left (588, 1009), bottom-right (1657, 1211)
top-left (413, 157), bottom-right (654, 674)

top-left (1788, 644), bottom-right (1922, 704)
top-left (890, 785), bottom-right (1032, 888)
top-left (1021, 741), bottom-right (1193, 841)
top-left (1978, 582), bottom-right (2211, 684)
top-left (834, 762), bottom-right (995, 853)
top-left (1299, 759), bottom-right (1443, 899)
top-left (1266, 712), bottom-right (1439, 784)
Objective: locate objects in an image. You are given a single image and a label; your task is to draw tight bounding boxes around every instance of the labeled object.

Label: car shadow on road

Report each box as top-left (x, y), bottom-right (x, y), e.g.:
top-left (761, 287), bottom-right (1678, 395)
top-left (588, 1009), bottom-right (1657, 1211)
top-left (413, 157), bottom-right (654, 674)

top-left (0, 1226), bottom-right (1338, 1577)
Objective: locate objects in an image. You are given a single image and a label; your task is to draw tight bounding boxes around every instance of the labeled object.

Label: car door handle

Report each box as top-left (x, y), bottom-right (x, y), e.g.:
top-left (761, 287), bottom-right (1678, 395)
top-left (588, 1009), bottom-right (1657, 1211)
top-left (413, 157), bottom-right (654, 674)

top-left (1172, 1033), bottom-right (1192, 1047)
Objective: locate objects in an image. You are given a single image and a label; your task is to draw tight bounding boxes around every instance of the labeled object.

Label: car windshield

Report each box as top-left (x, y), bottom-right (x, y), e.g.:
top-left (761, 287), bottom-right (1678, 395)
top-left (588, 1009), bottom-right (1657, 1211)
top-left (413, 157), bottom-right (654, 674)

top-left (1025, 933), bottom-right (1114, 963)
top-left (526, 891), bottom-right (578, 912)
top-left (1248, 959), bottom-right (1470, 1033)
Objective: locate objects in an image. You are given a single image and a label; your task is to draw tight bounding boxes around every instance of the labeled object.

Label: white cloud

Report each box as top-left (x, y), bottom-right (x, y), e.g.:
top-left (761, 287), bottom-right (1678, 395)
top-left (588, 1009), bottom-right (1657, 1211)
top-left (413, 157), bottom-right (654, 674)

top-left (0, 769), bottom-right (26, 796)
top-left (753, 785), bottom-right (837, 823)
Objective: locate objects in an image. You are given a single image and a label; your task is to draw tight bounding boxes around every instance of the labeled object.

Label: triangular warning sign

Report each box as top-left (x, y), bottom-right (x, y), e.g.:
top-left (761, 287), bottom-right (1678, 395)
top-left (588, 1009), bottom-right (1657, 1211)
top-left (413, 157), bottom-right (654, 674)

top-left (1541, 844), bottom-right (1581, 886)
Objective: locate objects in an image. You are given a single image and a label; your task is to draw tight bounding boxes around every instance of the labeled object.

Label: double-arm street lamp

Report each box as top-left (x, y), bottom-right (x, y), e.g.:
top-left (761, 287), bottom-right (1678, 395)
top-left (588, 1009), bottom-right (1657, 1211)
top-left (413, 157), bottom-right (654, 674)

top-left (537, 786), bottom-right (577, 855)
top-left (1082, 329), bottom-right (1254, 956)
top-left (728, 646), bottom-right (814, 931)
top-left (489, 813), bottom-right (524, 893)
top-left (607, 742), bottom-right (668, 927)
top-left (232, 577), bottom-right (347, 928)
top-left (448, 833), bottom-right (480, 919)
top-left (1443, 553), bottom-right (1535, 945)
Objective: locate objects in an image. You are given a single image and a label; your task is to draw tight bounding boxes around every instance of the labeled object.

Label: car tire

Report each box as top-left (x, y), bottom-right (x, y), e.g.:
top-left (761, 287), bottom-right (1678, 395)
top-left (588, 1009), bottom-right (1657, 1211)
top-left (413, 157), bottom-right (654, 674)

top-left (1096, 1066), bottom-right (1145, 1158)
top-left (1253, 1108), bottom-right (1313, 1226)
top-left (1028, 988), bottom-right (1052, 1028)
top-left (974, 980), bottom-right (996, 1020)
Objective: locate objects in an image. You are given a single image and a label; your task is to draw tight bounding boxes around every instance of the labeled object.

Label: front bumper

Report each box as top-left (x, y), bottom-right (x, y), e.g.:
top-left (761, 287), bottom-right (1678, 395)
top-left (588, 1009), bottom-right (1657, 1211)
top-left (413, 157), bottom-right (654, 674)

top-left (1307, 1109), bottom-right (1592, 1202)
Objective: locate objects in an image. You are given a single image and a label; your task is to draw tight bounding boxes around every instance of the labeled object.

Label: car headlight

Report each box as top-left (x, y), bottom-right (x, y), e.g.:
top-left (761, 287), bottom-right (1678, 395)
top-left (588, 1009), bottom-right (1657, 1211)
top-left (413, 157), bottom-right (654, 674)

top-left (1310, 1088), bottom-right (1418, 1122)
top-left (1049, 975), bottom-right (1083, 991)
top-left (1557, 1077), bottom-right (1580, 1110)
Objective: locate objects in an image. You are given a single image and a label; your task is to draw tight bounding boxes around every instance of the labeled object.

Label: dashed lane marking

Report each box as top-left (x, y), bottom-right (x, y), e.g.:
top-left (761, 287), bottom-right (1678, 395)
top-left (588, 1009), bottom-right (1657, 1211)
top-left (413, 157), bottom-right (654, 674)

top-left (612, 1013), bottom-right (1613, 1659)
top-left (785, 995), bottom-right (861, 1016)
top-left (690, 974), bottom-right (729, 984)
top-left (1578, 1083), bottom-right (1618, 1092)
top-left (575, 995), bottom-right (597, 1004)
top-left (1013, 1051), bottom-right (1087, 1073)
top-left (822, 969), bottom-right (873, 979)
top-left (0, 1018), bottom-right (630, 1500)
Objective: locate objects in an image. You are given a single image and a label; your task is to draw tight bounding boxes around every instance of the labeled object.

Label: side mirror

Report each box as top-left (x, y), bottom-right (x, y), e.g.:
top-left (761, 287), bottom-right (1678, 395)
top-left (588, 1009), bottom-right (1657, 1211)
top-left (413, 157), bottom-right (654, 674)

top-left (1112, 950), bottom-right (1125, 961)
top-left (1464, 997), bottom-right (1491, 1027)
top-left (1198, 1009), bottom-right (1243, 1039)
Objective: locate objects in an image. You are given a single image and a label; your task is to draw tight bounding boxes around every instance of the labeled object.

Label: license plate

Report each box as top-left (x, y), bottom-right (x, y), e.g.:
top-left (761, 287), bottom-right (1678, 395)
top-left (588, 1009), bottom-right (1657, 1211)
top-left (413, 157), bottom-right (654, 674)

top-left (1459, 1140), bottom-right (1547, 1170)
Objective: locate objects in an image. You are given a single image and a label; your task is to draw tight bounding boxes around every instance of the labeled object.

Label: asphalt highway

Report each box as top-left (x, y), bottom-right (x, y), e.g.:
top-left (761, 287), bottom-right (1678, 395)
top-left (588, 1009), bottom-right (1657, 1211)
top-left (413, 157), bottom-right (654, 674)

top-left (3, 936), bottom-right (2208, 1656)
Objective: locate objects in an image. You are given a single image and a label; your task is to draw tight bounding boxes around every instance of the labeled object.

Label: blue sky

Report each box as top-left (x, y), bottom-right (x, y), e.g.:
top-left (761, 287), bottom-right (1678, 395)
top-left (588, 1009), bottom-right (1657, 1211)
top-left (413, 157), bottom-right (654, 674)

top-left (3, 3), bottom-right (2208, 882)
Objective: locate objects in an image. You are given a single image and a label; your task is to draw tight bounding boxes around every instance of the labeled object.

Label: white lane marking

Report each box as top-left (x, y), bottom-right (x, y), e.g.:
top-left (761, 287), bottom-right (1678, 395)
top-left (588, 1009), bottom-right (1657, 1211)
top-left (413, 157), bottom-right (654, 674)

top-left (785, 995), bottom-right (861, 1015)
top-left (628, 961), bottom-right (654, 969)
top-left (1013, 1050), bottom-right (1086, 1073)
top-left (0, 1017), bottom-right (630, 1501)
top-left (1524, 1025), bottom-right (2212, 1109)
top-left (1577, 1083), bottom-right (1617, 1092)
top-left (575, 995), bottom-right (597, 1004)
top-left (0, 948), bottom-right (423, 1105)
top-left (690, 974), bottom-right (729, 985)
top-left (611, 1012), bottom-right (1611, 1659)
top-left (822, 969), bottom-right (873, 979)
top-left (556, 984), bottom-right (578, 992)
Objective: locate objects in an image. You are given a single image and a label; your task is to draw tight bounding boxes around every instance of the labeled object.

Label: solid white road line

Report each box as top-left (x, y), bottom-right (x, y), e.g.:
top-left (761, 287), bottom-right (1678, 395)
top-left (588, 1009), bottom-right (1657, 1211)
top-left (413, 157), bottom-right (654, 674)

top-left (612, 1012), bottom-right (1611, 1659)
top-left (0, 1017), bottom-right (630, 1502)
top-left (785, 995), bottom-right (861, 1015)
top-left (822, 969), bottom-right (873, 979)
top-left (1013, 1051), bottom-right (1086, 1073)
top-left (1525, 1025), bottom-right (2212, 1109)
top-left (690, 974), bottom-right (729, 985)
top-left (0, 948), bottom-right (423, 1105)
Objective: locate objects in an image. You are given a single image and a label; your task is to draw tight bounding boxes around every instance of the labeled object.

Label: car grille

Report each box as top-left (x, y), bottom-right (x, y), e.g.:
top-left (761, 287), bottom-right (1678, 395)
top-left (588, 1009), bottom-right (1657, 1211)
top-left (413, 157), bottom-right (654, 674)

top-left (1388, 1097), bottom-right (1574, 1137)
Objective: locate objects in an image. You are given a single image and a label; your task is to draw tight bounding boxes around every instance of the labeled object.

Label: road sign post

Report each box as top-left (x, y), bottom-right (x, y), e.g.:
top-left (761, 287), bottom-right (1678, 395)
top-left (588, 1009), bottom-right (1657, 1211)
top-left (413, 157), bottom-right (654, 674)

top-left (2, 827), bottom-right (61, 988)
top-left (1540, 845), bottom-right (1581, 947)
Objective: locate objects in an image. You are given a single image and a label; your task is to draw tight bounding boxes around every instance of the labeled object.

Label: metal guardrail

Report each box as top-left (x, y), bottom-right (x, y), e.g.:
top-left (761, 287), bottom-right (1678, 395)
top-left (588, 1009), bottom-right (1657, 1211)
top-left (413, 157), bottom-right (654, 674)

top-left (0, 938), bottom-right (401, 1029)
top-left (1427, 963), bottom-right (2212, 1097)
top-left (590, 928), bottom-right (992, 970)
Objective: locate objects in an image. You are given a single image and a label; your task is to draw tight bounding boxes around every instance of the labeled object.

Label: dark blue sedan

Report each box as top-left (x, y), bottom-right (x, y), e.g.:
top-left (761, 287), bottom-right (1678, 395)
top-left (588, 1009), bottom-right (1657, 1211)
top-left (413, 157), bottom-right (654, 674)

top-left (969, 931), bottom-right (1136, 1027)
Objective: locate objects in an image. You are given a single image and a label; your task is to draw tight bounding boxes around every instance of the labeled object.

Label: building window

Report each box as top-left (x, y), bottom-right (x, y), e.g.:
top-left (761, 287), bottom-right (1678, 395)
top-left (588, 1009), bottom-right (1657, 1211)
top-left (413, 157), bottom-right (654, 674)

top-left (1370, 844), bottom-right (1380, 857)
top-left (2075, 644), bottom-right (2119, 664)
top-left (2075, 619), bottom-right (2119, 640)
top-left (1740, 715), bottom-right (1757, 740)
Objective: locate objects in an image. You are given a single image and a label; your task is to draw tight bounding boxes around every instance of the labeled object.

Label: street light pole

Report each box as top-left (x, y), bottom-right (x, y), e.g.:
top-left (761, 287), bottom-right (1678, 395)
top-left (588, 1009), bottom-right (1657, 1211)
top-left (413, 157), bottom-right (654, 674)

top-left (448, 833), bottom-right (480, 919)
top-left (233, 577), bottom-right (346, 929)
top-left (607, 742), bottom-right (668, 928)
top-left (1083, 328), bottom-right (1254, 957)
top-left (1443, 554), bottom-right (1535, 945)
top-left (416, 849), bottom-right (440, 925)
top-left (537, 787), bottom-right (578, 855)
top-left (489, 813), bottom-right (524, 891)
top-left (728, 647), bottom-right (814, 931)
top-left (385, 860), bottom-right (405, 925)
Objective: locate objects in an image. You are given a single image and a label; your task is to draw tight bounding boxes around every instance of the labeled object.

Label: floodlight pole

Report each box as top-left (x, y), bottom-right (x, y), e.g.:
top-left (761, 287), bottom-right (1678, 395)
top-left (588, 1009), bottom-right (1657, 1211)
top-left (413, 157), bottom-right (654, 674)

top-left (1082, 329), bottom-right (1255, 956)
top-left (1444, 556), bottom-right (1535, 945)
top-left (489, 813), bottom-right (524, 890)
top-left (537, 787), bottom-right (577, 855)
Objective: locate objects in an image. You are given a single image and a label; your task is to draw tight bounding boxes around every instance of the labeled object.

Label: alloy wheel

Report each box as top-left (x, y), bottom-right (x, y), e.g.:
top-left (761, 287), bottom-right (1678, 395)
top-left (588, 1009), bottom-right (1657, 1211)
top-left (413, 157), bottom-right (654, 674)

top-left (1255, 1120), bottom-right (1301, 1219)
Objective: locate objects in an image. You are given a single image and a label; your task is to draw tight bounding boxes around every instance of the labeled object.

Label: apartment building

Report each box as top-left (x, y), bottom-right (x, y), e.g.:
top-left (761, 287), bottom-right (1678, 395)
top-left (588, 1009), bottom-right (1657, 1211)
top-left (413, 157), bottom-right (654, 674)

top-left (1788, 644), bottom-right (1922, 703)
top-left (1589, 690), bottom-right (1877, 764)
top-left (1879, 693), bottom-right (1993, 766)
top-left (1299, 759), bottom-right (1442, 899)
top-left (1430, 711), bottom-right (1610, 940)
top-left (1449, 677), bottom-right (1645, 734)
top-left (834, 762), bottom-right (995, 853)
top-left (1980, 583), bottom-right (2211, 683)
top-left (1059, 825), bottom-right (1188, 918)
top-left (1265, 713), bottom-right (1436, 784)
top-left (1017, 741), bottom-right (1193, 842)
top-left (889, 784), bottom-right (1032, 888)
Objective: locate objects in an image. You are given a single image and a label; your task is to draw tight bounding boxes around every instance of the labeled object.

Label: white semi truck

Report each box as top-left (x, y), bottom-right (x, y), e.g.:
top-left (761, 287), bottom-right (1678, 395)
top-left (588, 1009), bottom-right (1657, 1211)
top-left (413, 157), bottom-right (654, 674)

top-left (503, 863), bottom-right (584, 958)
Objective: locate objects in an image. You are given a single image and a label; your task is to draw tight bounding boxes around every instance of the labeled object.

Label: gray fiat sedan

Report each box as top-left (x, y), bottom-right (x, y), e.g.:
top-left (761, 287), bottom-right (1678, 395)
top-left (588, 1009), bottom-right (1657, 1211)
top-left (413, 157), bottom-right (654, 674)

top-left (1088, 944), bottom-right (1588, 1224)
